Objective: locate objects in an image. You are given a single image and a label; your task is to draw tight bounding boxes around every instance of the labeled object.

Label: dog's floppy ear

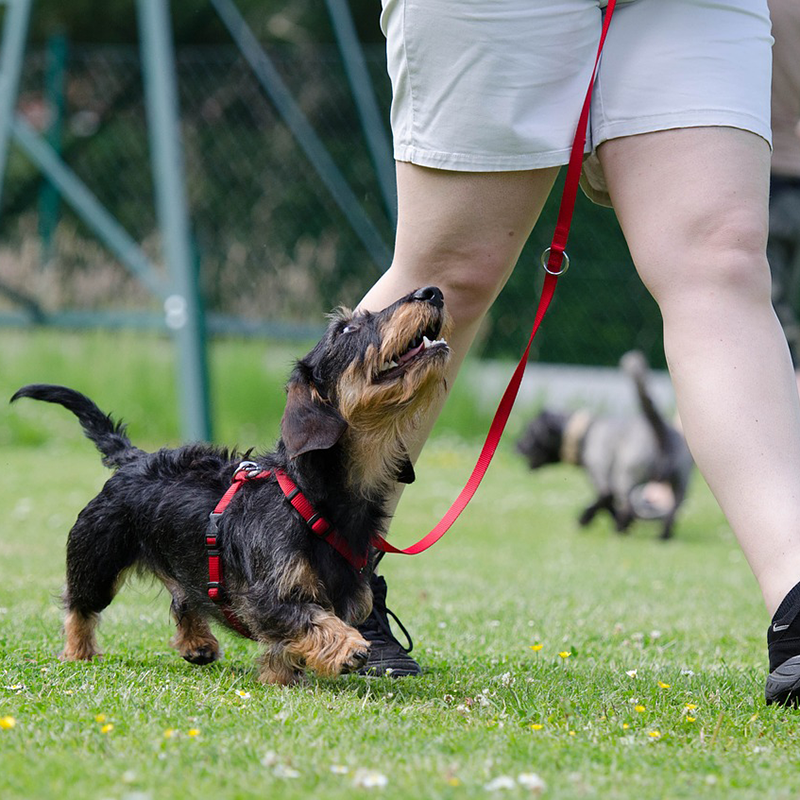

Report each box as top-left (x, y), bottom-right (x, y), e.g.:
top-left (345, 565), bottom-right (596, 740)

top-left (396, 448), bottom-right (416, 484)
top-left (281, 368), bottom-right (347, 459)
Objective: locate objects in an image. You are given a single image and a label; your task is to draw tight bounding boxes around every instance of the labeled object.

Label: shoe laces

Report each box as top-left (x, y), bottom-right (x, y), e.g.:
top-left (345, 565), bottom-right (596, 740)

top-left (361, 574), bottom-right (414, 654)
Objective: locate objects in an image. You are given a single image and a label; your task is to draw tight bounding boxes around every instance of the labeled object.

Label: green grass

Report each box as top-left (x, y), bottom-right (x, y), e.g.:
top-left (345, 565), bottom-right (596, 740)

top-left (1, 330), bottom-right (798, 800)
top-left (0, 328), bottom-right (495, 450)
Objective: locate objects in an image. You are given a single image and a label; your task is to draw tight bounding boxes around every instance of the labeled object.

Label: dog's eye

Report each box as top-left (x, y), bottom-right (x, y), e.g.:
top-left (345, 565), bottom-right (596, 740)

top-left (341, 324), bottom-right (359, 335)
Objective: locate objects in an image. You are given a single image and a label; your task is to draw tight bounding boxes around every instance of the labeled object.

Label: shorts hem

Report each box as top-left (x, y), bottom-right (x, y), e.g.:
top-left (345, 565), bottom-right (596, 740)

top-left (393, 144), bottom-right (580, 172)
top-left (593, 111), bottom-right (773, 151)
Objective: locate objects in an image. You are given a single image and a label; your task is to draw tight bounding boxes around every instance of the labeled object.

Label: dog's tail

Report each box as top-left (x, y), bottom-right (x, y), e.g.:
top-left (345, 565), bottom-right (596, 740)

top-left (619, 351), bottom-right (671, 452)
top-left (10, 384), bottom-right (141, 468)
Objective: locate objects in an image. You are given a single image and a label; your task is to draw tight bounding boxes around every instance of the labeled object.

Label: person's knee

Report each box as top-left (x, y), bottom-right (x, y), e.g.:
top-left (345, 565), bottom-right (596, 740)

top-left (642, 208), bottom-right (770, 308)
top-left (386, 242), bottom-right (518, 329)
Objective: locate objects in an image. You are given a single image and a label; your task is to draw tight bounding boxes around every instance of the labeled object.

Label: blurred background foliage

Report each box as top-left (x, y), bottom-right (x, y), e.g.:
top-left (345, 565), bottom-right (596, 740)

top-left (0, 1), bottom-right (663, 368)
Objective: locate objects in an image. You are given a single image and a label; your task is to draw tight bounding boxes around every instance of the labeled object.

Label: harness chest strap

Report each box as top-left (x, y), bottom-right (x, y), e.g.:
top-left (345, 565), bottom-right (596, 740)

top-left (205, 464), bottom-right (373, 637)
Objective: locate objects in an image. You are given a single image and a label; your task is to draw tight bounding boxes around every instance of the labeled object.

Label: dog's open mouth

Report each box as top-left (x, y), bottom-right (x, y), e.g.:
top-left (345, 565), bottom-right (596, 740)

top-left (376, 322), bottom-right (448, 379)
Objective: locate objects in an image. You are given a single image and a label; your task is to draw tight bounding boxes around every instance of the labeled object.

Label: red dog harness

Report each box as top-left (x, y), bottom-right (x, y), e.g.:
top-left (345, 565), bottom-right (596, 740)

top-left (206, 461), bottom-right (377, 637)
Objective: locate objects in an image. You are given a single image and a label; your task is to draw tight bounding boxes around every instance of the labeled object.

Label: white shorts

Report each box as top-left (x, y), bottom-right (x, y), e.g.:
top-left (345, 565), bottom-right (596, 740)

top-left (380, 0), bottom-right (773, 206)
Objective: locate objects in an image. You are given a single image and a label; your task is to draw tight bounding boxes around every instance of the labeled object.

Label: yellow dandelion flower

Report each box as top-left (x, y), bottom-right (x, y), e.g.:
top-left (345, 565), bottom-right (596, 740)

top-left (100, 724), bottom-right (114, 734)
top-left (187, 729), bottom-right (200, 737)
top-left (0, 716), bottom-right (16, 730)
top-left (530, 644), bottom-right (543, 652)
top-left (686, 717), bottom-right (696, 722)
top-left (447, 777), bottom-right (461, 787)
top-left (95, 713), bottom-right (106, 723)
top-left (657, 681), bottom-right (671, 689)
top-left (164, 728), bottom-right (176, 739)
top-left (622, 723), bottom-right (630, 730)
top-left (558, 651), bottom-right (571, 659)
top-left (648, 730), bottom-right (661, 739)
top-left (568, 730), bottom-right (576, 736)
top-left (684, 703), bottom-right (698, 710)
top-left (530, 724), bottom-right (544, 731)
top-left (634, 705), bottom-right (646, 713)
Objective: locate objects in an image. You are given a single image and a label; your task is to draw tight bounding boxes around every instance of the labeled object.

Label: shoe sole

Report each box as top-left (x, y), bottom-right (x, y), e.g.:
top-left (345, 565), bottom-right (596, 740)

top-left (358, 663), bottom-right (423, 678)
top-left (765, 654), bottom-right (800, 706)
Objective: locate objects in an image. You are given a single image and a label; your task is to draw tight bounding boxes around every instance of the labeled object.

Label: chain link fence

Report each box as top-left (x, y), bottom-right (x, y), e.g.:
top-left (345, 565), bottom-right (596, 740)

top-left (0, 36), bottom-right (665, 367)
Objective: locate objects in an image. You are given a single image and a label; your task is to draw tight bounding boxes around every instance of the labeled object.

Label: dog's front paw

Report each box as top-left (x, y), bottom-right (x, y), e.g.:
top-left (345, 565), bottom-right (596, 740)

top-left (181, 643), bottom-right (222, 666)
top-left (341, 639), bottom-right (370, 675)
top-left (170, 627), bottom-right (221, 666)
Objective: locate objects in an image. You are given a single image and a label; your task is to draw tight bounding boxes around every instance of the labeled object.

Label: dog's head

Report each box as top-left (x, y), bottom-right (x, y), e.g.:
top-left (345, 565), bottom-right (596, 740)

top-left (515, 410), bottom-right (568, 469)
top-left (280, 286), bottom-right (451, 493)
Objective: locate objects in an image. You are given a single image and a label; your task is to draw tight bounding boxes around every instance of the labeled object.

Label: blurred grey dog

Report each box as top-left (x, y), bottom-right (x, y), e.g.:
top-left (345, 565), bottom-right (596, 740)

top-left (516, 352), bottom-right (693, 540)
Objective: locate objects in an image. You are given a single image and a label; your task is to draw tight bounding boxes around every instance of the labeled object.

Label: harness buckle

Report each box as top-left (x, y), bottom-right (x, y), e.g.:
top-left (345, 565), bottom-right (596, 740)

top-left (208, 512), bottom-right (222, 535)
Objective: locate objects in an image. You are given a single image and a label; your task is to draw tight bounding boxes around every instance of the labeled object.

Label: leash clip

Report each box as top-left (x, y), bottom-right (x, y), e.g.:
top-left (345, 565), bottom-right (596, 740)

top-left (234, 460), bottom-right (264, 480)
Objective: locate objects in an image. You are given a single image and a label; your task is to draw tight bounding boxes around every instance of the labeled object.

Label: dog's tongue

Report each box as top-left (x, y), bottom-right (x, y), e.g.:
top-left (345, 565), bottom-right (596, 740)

top-left (398, 341), bottom-right (424, 365)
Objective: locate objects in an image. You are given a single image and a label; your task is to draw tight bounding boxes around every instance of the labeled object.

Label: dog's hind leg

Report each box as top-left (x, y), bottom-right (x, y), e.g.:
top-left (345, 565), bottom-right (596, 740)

top-left (60, 500), bottom-right (137, 661)
top-left (579, 494), bottom-right (614, 527)
top-left (168, 587), bottom-right (221, 666)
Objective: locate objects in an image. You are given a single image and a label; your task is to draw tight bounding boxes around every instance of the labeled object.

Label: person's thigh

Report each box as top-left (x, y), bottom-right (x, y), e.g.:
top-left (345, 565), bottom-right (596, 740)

top-left (359, 162), bottom-right (559, 325)
top-left (583, 0), bottom-right (772, 205)
top-left (597, 127), bottom-right (771, 302)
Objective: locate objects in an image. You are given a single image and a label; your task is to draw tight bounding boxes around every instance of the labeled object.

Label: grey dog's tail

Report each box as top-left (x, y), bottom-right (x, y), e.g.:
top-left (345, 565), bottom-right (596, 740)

top-left (619, 351), bottom-right (671, 451)
top-left (10, 383), bottom-right (140, 468)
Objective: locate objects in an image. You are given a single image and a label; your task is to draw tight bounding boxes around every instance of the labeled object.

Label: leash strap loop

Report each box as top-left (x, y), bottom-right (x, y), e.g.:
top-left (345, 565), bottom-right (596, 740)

top-left (372, 0), bottom-right (617, 558)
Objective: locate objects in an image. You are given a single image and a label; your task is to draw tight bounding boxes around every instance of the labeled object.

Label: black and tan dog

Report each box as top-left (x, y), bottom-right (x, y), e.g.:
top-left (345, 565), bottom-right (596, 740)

top-left (10, 286), bottom-right (450, 685)
top-left (516, 351), bottom-right (693, 540)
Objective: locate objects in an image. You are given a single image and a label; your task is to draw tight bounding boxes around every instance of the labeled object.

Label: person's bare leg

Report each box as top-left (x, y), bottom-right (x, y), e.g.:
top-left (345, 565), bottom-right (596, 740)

top-left (355, 163), bottom-right (558, 675)
top-left (359, 162), bottom-right (558, 469)
top-left (600, 127), bottom-right (800, 615)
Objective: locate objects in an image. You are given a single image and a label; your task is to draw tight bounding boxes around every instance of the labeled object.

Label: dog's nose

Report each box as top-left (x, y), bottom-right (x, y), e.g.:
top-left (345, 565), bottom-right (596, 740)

top-left (412, 286), bottom-right (444, 308)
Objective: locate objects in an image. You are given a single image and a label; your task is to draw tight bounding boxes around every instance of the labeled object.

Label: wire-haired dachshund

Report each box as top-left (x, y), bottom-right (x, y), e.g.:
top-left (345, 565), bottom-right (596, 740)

top-left (10, 286), bottom-right (451, 685)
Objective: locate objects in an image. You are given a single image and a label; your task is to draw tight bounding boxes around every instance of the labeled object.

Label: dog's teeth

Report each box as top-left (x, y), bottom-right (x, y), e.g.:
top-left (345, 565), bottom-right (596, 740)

top-left (390, 360), bottom-right (399, 368)
top-left (422, 335), bottom-right (432, 348)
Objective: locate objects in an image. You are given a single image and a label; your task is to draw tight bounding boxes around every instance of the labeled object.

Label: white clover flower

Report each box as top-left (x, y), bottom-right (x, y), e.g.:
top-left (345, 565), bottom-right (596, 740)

top-left (499, 672), bottom-right (515, 687)
top-left (260, 751), bottom-right (279, 767)
top-left (518, 772), bottom-right (546, 794)
top-left (485, 776), bottom-right (516, 791)
top-left (353, 769), bottom-right (388, 788)
top-left (273, 764), bottom-right (300, 779)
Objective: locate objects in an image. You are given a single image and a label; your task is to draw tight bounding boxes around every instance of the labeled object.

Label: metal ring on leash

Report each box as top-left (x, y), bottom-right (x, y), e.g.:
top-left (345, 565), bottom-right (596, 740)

top-left (541, 247), bottom-right (570, 276)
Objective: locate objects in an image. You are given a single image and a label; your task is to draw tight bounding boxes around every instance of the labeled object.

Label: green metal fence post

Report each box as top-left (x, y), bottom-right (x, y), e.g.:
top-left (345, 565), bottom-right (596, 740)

top-left (38, 32), bottom-right (68, 262)
top-left (137, 0), bottom-right (211, 442)
top-left (0, 0), bottom-right (33, 211)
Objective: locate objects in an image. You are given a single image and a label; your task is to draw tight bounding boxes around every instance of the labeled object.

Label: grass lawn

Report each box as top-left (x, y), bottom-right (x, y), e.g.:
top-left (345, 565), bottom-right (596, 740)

top-left (1, 331), bottom-right (799, 799)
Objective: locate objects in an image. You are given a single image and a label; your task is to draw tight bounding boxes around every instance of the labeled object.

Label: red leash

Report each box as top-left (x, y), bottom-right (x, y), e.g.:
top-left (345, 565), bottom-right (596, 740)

top-left (373, 1), bottom-right (617, 557)
top-left (206, 5), bottom-right (618, 620)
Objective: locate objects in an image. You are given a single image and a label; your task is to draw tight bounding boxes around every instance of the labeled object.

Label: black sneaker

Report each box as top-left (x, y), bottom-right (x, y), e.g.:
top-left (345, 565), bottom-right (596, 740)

top-left (357, 573), bottom-right (422, 677)
top-left (766, 580), bottom-right (800, 706)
